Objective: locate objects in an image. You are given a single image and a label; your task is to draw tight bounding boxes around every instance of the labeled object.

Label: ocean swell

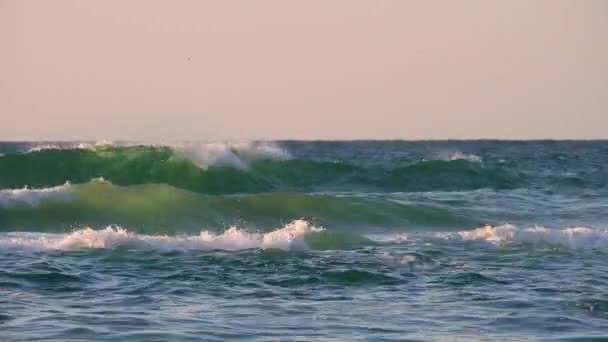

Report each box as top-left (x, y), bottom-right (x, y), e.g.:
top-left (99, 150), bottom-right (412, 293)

top-left (0, 144), bottom-right (518, 194)
top-left (0, 181), bottom-right (477, 232)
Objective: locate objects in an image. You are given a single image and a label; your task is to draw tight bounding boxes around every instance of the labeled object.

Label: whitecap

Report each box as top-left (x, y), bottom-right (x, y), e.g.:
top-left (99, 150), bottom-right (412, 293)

top-left (457, 224), bottom-right (608, 249)
top-left (171, 141), bottom-right (290, 169)
top-left (433, 151), bottom-right (482, 163)
top-left (0, 220), bottom-right (322, 252)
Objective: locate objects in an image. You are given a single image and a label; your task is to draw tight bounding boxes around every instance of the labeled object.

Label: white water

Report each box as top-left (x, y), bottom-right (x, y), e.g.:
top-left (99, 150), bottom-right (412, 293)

top-left (367, 224), bottom-right (608, 249)
top-left (171, 141), bottom-right (290, 169)
top-left (0, 220), bottom-right (322, 252)
top-left (455, 224), bottom-right (608, 249)
top-left (25, 140), bottom-right (113, 152)
top-left (434, 151), bottom-right (483, 163)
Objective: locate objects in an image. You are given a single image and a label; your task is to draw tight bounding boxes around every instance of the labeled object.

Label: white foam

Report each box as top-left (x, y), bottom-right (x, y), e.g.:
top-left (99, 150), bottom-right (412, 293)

top-left (435, 151), bottom-right (482, 163)
top-left (26, 144), bottom-right (64, 152)
top-left (457, 224), bottom-right (608, 249)
top-left (0, 220), bottom-right (322, 252)
top-left (172, 141), bottom-right (290, 169)
top-left (0, 183), bottom-right (74, 208)
top-left (26, 141), bottom-right (113, 153)
top-left (366, 224), bottom-right (608, 249)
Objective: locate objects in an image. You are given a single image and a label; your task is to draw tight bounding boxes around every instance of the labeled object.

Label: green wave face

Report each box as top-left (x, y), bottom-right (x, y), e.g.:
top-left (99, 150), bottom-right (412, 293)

top-left (0, 146), bottom-right (519, 194)
top-left (0, 146), bottom-right (270, 194)
top-left (0, 181), bottom-right (479, 233)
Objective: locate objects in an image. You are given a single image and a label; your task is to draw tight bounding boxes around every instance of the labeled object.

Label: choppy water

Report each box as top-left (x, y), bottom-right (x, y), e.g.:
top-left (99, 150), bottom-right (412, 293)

top-left (1, 141), bottom-right (608, 341)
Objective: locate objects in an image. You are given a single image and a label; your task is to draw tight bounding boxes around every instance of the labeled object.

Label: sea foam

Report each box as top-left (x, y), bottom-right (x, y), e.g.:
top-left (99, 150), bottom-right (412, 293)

top-left (0, 220), bottom-right (321, 252)
top-left (456, 224), bottom-right (608, 249)
top-left (438, 151), bottom-right (482, 163)
top-left (171, 141), bottom-right (290, 169)
top-left (368, 224), bottom-right (608, 249)
top-left (25, 140), bottom-right (113, 153)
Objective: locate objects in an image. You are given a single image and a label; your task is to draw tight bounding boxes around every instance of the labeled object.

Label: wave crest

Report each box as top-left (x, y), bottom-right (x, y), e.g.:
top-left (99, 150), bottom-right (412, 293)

top-left (457, 224), bottom-right (608, 249)
top-left (435, 151), bottom-right (482, 163)
top-left (0, 183), bottom-right (74, 207)
top-left (0, 181), bottom-right (477, 232)
top-left (0, 220), bottom-right (322, 252)
top-left (172, 141), bottom-right (290, 169)
top-left (0, 145), bottom-right (517, 194)
top-left (20, 141), bottom-right (290, 169)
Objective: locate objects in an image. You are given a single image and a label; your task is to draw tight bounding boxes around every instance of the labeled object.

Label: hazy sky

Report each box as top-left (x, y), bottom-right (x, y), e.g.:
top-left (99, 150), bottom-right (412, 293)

top-left (1, 0), bottom-right (607, 140)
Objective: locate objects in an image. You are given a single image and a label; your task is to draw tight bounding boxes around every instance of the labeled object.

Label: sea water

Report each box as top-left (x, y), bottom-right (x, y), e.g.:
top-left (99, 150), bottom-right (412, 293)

top-left (1, 140), bottom-right (607, 341)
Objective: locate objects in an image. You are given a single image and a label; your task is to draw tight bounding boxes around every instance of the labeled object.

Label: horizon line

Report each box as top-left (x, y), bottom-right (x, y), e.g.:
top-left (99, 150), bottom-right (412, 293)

top-left (2, 138), bottom-right (608, 143)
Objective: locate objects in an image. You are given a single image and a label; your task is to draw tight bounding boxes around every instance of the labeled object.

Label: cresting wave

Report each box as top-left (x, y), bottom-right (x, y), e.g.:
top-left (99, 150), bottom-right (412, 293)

top-left (1, 221), bottom-right (605, 253)
top-left (20, 141), bottom-right (290, 168)
top-left (0, 220), bottom-right (370, 252)
top-left (369, 225), bottom-right (608, 249)
top-left (0, 180), bottom-right (477, 232)
top-left (0, 144), bottom-right (518, 193)
top-left (382, 224), bottom-right (608, 249)
top-left (171, 141), bottom-right (291, 169)
top-left (455, 224), bottom-right (608, 249)
top-left (20, 141), bottom-right (291, 168)
top-left (435, 151), bottom-right (482, 163)
top-left (0, 183), bottom-right (73, 207)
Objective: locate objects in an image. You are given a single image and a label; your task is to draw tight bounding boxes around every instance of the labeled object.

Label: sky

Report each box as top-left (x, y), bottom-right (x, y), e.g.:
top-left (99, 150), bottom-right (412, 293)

top-left (1, 0), bottom-right (607, 140)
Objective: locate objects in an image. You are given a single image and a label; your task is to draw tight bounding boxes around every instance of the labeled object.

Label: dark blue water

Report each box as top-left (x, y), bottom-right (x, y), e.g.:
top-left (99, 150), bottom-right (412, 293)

top-left (1, 141), bottom-right (607, 341)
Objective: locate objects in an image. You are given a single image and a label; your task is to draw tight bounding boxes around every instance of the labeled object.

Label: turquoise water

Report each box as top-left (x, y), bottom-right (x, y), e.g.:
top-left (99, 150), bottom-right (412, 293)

top-left (1, 141), bottom-right (608, 341)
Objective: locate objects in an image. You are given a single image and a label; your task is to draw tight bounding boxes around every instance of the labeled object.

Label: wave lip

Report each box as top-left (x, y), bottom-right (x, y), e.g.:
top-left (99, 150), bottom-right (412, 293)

top-left (172, 141), bottom-right (290, 169)
top-left (18, 141), bottom-right (291, 169)
top-left (25, 141), bottom-right (112, 153)
top-left (0, 220), bottom-right (323, 252)
top-left (435, 151), bottom-right (482, 163)
top-left (0, 183), bottom-right (74, 208)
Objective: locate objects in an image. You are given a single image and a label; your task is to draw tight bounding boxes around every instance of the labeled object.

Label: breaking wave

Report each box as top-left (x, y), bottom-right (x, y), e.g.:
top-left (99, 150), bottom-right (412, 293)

top-left (0, 180), bottom-right (477, 232)
top-left (0, 183), bottom-right (74, 207)
top-left (0, 220), bottom-right (371, 252)
top-left (455, 224), bottom-right (608, 249)
top-left (373, 225), bottom-right (608, 249)
top-left (365, 224), bottom-right (608, 249)
top-left (3, 221), bottom-right (606, 253)
top-left (0, 144), bottom-right (518, 193)
top-left (435, 151), bottom-right (483, 163)
top-left (171, 141), bottom-right (290, 169)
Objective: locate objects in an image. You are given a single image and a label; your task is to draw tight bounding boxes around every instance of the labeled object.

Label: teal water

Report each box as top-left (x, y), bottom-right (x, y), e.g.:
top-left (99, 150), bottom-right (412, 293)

top-left (1, 141), bottom-right (608, 341)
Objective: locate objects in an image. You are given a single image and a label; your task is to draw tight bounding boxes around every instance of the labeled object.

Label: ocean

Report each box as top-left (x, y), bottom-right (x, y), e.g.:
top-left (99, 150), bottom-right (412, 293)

top-left (1, 140), bottom-right (607, 341)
